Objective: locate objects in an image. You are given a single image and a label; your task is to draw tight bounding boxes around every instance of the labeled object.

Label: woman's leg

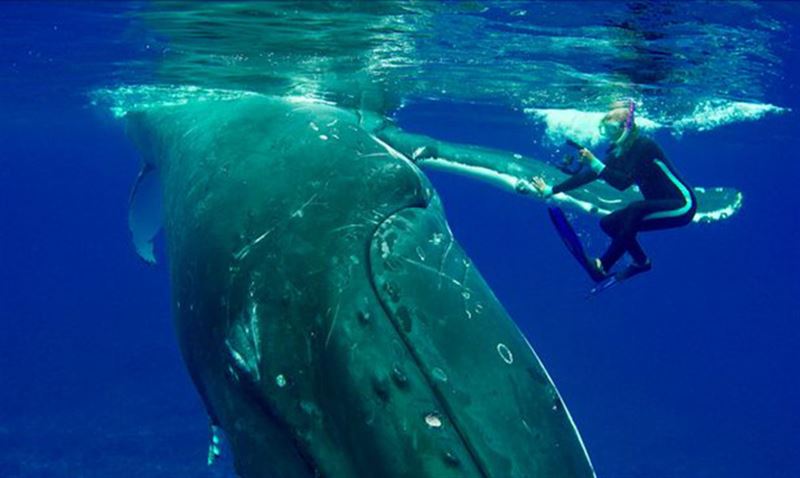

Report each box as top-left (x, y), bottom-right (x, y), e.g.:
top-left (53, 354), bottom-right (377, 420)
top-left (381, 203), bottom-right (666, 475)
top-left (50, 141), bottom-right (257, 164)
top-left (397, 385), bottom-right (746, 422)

top-left (599, 204), bottom-right (647, 271)
top-left (598, 212), bottom-right (627, 272)
top-left (598, 200), bottom-right (687, 272)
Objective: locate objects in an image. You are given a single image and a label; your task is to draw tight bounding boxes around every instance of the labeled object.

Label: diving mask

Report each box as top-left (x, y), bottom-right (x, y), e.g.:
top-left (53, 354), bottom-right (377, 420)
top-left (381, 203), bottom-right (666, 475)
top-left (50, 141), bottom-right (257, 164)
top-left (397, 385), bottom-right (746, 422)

top-left (599, 119), bottom-right (625, 141)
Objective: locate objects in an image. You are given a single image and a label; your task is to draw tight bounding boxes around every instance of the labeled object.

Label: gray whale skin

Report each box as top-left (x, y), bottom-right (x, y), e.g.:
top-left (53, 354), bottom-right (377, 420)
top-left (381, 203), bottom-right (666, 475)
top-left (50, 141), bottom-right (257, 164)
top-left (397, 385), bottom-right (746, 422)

top-left (125, 95), bottom-right (595, 478)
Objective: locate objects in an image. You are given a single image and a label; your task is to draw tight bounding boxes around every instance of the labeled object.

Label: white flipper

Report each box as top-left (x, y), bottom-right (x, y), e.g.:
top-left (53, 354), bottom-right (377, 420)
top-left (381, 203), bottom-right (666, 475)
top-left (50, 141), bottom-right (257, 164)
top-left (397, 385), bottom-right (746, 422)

top-left (128, 162), bottom-right (163, 264)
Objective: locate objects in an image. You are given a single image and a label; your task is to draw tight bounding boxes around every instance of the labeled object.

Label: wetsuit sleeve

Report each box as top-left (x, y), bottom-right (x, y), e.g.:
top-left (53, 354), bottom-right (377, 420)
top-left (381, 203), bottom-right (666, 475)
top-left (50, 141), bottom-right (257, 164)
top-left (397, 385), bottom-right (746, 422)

top-left (596, 147), bottom-right (637, 191)
top-left (551, 169), bottom-right (599, 194)
top-left (598, 166), bottom-right (634, 190)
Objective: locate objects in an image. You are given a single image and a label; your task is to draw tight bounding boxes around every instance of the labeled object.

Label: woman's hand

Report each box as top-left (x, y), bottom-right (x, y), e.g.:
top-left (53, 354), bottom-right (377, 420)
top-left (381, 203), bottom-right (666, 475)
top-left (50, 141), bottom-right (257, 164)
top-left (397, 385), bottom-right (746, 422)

top-left (531, 176), bottom-right (553, 198)
top-left (578, 148), bottom-right (605, 173)
top-left (578, 148), bottom-right (597, 164)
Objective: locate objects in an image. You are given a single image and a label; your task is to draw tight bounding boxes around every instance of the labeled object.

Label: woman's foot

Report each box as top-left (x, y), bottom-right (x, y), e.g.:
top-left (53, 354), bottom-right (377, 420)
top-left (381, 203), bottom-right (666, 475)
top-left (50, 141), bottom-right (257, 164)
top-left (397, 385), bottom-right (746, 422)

top-left (588, 257), bottom-right (608, 282)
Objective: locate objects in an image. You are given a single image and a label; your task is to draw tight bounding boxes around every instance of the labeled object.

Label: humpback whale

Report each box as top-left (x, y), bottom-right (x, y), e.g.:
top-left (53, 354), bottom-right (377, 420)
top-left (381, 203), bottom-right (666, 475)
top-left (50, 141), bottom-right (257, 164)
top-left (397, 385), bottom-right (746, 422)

top-left (116, 82), bottom-right (745, 476)
top-left (124, 93), bottom-right (600, 477)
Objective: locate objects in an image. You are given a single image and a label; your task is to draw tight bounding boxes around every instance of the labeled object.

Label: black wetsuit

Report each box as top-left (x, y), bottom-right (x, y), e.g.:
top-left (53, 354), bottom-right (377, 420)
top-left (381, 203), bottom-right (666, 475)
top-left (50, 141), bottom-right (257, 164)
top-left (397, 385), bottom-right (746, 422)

top-left (552, 135), bottom-right (697, 272)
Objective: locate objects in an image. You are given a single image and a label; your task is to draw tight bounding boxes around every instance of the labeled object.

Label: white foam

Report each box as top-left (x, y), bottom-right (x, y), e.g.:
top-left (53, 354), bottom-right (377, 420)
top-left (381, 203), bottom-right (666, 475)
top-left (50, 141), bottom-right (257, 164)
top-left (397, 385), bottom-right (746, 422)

top-left (525, 99), bottom-right (788, 145)
top-left (91, 84), bottom-right (337, 118)
top-left (672, 100), bottom-right (788, 134)
top-left (524, 108), bottom-right (662, 147)
top-left (91, 84), bottom-right (263, 117)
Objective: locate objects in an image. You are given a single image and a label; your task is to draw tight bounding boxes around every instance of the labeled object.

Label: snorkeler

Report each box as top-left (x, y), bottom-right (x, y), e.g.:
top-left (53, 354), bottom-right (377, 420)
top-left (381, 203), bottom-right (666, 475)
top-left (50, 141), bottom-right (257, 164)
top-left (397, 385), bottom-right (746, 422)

top-left (532, 100), bottom-right (696, 281)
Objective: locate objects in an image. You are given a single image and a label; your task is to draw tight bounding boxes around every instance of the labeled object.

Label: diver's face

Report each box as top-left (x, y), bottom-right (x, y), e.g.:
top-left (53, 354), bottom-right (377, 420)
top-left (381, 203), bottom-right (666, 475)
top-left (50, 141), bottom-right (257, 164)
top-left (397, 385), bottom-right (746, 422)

top-left (599, 118), bottom-right (624, 141)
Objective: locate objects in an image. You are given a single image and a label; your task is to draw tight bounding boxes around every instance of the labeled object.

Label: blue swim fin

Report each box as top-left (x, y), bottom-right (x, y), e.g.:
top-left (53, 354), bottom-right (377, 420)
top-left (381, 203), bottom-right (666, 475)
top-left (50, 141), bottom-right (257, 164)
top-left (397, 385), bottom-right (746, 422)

top-left (548, 206), bottom-right (607, 282)
top-left (589, 260), bottom-right (651, 296)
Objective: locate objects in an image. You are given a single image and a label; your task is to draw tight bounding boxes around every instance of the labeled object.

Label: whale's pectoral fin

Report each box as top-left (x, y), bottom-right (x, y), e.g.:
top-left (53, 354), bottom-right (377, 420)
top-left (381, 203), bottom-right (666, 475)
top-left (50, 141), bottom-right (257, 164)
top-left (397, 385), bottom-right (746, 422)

top-left (374, 124), bottom-right (743, 223)
top-left (690, 186), bottom-right (743, 223)
top-left (369, 206), bottom-right (595, 478)
top-left (128, 161), bottom-right (163, 265)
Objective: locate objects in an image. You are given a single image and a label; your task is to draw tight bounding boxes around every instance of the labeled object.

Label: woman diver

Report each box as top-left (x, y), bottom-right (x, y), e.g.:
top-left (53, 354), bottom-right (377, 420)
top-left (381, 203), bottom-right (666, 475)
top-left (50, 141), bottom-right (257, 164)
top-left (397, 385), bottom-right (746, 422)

top-left (532, 101), bottom-right (697, 281)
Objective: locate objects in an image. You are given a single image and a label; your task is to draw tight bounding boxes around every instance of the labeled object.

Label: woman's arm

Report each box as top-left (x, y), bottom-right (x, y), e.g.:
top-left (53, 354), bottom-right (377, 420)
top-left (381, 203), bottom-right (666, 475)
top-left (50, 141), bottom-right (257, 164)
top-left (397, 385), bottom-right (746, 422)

top-left (549, 147), bottom-right (603, 195)
top-left (550, 169), bottom-right (599, 195)
top-left (532, 148), bottom-right (602, 197)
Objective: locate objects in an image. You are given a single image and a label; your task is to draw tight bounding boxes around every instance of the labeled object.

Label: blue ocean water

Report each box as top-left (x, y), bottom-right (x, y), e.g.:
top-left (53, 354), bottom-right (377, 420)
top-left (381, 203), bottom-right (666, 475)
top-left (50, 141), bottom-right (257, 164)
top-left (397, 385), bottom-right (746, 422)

top-left (1, 2), bottom-right (797, 477)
